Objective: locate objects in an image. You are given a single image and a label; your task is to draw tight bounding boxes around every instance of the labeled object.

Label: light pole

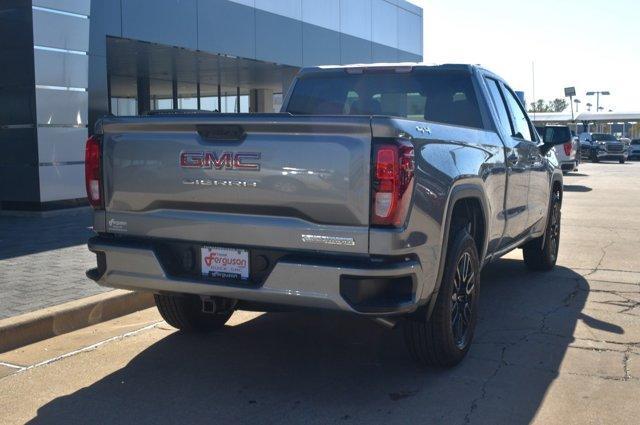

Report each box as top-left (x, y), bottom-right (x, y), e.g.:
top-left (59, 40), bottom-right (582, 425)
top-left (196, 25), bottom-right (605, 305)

top-left (586, 102), bottom-right (592, 112)
top-left (586, 91), bottom-right (610, 112)
top-left (574, 98), bottom-right (581, 112)
top-left (596, 105), bottom-right (605, 131)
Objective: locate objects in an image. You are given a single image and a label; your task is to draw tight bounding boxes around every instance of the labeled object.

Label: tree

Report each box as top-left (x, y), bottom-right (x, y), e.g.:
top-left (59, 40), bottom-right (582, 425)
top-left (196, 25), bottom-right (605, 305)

top-left (549, 98), bottom-right (568, 112)
top-left (529, 99), bottom-right (550, 113)
top-left (528, 98), bottom-right (569, 113)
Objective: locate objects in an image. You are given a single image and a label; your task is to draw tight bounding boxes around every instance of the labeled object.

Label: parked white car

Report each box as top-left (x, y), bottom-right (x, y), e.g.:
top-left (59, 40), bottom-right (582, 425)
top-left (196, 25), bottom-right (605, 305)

top-left (537, 125), bottom-right (579, 173)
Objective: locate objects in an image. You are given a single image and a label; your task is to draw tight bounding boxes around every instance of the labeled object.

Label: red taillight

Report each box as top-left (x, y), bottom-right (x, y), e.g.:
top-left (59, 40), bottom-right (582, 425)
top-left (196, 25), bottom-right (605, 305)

top-left (85, 135), bottom-right (102, 209)
top-left (563, 142), bottom-right (572, 156)
top-left (372, 140), bottom-right (415, 227)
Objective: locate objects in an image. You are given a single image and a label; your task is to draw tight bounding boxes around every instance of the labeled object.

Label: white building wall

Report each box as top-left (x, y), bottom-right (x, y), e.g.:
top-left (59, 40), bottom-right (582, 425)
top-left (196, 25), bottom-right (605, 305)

top-left (32, 0), bottom-right (91, 203)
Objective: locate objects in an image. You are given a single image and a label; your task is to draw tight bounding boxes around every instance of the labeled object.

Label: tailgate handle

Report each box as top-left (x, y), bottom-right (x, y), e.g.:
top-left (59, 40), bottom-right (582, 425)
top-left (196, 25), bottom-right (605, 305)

top-left (197, 125), bottom-right (245, 141)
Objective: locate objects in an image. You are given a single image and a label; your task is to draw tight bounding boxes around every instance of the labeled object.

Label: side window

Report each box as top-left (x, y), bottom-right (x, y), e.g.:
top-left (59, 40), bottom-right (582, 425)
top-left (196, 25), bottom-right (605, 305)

top-left (501, 84), bottom-right (534, 141)
top-left (484, 78), bottom-right (512, 135)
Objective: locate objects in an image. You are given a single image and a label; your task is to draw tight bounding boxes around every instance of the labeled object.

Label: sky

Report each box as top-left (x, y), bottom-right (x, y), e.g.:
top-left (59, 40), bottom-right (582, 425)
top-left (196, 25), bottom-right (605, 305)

top-left (407, 0), bottom-right (639, 112)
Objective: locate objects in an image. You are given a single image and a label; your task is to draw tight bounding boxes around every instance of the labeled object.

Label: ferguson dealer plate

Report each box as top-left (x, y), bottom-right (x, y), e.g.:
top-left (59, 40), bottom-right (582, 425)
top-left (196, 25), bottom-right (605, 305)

top-left (201, 246), bottom-right (249, 281)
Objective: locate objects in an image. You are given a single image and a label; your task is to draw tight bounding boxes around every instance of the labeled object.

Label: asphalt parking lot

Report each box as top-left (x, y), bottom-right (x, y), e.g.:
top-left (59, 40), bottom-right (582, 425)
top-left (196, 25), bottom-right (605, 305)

top-left (1, 162), bottom-right (640, 425)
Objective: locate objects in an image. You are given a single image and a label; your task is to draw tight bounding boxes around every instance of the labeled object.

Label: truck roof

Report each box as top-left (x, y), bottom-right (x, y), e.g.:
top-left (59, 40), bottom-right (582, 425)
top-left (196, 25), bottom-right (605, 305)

top-left (299, 63), bottom-right (488, 75)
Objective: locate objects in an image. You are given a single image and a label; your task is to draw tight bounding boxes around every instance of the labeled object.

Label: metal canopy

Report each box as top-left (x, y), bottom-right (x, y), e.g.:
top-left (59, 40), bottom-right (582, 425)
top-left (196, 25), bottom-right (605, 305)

top-left (530, 111), bottom-right (640, 123)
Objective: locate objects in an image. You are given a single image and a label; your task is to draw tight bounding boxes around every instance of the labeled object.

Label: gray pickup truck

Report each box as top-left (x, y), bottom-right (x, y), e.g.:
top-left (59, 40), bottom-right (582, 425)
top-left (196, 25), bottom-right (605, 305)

top-left (86, 64), bottom-right (564, 367)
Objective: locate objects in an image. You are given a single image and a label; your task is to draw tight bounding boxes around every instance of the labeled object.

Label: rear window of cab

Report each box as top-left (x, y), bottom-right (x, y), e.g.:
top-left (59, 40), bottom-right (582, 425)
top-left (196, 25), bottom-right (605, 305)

top-left (286, 69), bottom-right (484, 129)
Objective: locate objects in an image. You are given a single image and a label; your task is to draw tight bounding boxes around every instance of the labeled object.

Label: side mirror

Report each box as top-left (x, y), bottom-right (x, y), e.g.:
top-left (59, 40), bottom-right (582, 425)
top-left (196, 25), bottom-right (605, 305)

top-left (540, 127), bottom-right (571, 154)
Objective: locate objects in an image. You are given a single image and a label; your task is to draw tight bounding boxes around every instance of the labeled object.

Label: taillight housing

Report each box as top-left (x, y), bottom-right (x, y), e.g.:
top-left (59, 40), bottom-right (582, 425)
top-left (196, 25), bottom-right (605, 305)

top-left (371, 140), bottom-right (415, 227)
top-left (85, 135), bottom-right (103, 209)
top-left (563, 142), bottom-right (572, 156)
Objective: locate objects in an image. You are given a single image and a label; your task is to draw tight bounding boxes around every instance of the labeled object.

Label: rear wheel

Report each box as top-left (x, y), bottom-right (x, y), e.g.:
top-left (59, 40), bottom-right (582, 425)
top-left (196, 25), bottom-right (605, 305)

top-left (404, 229), bottom-right (480, 367)
top-left (523, 188), bottom-right (561, 271)
top-left (154, 294), bottom-right (234, 332)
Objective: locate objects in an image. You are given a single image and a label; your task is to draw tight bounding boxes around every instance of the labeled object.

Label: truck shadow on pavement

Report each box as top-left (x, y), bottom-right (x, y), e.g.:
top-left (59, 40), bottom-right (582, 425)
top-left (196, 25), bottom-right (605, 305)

top-left (29, 259), bottom-right (619, 424)
top-left (563, 184), bottom-right (593, 192)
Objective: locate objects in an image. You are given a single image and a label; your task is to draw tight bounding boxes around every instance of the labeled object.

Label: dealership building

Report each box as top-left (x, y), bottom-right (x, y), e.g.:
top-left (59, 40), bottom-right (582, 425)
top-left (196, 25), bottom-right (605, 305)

top-left (0, 0), bottom-right (423, 211)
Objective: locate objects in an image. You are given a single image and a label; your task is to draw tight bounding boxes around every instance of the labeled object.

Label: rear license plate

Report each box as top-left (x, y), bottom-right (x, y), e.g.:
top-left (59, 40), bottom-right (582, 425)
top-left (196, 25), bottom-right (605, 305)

top-left (201, 246), bottom-right (249, 281)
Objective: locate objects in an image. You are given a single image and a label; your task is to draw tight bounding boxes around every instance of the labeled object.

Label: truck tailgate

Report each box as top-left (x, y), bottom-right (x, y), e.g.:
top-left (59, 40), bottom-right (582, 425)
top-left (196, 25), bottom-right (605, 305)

top-left (100, 114), bottom-right (372, 254)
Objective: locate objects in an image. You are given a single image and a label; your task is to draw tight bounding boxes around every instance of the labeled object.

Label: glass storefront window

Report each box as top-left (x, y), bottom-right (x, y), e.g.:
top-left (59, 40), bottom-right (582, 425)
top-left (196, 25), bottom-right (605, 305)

top-left (200, 96), bottom-right (218, 111)
top-left (109, 75), bottom-right (138, 116)
top-left (150, 79), bottom-right (172, 111)
top-left (110, 98), bottom-right (137, 116)
top-left (178, 81), bottom-right (198, 110)
top-left (109, 75), bottom-right (253, 115)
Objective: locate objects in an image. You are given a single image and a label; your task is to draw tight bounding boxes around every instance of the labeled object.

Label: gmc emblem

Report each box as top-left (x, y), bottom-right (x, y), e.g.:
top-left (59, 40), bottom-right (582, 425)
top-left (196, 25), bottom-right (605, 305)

top-left (180, 151), bottom-right (261, 171)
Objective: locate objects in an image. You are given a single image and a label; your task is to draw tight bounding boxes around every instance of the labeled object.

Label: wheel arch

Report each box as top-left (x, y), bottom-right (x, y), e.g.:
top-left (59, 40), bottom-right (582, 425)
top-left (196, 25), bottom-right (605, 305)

top-left (424, 183), bottom-right (490, 318)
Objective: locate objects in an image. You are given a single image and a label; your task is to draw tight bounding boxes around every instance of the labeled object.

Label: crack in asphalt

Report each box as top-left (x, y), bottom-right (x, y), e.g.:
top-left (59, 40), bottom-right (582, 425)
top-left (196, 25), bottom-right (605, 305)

top-left (463, 241), bottom-right (640, 424)
top-left (462, 279), bottom-right (581, 424)
top-left (560, 334), bottom-right (640, 348)
top-left (623, 348), bottom-right (632, 381)
top-left (583, 241), bottom-right (615, 278)
top-left (538, 278), bottom-right (582, 334)
top-left (618, 297), bottom-right (640, 314)
top-left (462, 346), bottom-right (507, 425)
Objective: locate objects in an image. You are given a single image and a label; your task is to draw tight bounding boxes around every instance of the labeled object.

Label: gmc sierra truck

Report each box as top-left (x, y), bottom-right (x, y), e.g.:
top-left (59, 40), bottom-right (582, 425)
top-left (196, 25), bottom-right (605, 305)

top-left (86, 64), bottom-right (564, 367)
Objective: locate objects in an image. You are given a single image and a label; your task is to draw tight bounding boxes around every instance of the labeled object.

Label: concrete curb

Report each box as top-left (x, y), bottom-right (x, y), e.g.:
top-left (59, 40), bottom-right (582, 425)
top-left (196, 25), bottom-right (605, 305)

top-left (0, 290), bottom-right (155, 354)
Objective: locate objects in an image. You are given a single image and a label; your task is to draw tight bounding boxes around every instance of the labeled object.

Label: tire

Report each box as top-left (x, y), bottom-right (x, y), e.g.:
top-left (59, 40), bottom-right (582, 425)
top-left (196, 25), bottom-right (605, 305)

top-left (591, 151), bottom-right (599, 163)
top-left (404, 229), bottom-right (480, 367)
top-left (154, 294), bottom-right (233, 332)
top-left (523, 189), bottom-right (561, 271)
top-left (619, 158), bottom-right (626, 164)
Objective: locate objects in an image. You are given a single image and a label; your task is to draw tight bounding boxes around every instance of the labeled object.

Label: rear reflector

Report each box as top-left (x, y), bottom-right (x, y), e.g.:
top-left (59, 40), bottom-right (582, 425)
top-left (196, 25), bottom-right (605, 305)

top-left (85, 135), bottom-right (102, 209)
top-left (371, 140), bottom-right (415, 227)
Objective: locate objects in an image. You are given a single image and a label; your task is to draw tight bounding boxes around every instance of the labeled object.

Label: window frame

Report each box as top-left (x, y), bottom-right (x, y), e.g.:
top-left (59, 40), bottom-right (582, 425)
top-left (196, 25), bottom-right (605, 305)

top-left (499, 82), bottom-right (537, 143)
top-left (483, 77), bottom-right (515, 137)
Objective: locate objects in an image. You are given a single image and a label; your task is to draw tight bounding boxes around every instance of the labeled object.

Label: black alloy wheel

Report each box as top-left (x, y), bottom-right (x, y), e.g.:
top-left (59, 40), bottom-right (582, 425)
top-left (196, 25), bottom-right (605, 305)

top-left (547, 192), bottom-right (561, 264)
top-left (451, 252), bottom-right (477, 349)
